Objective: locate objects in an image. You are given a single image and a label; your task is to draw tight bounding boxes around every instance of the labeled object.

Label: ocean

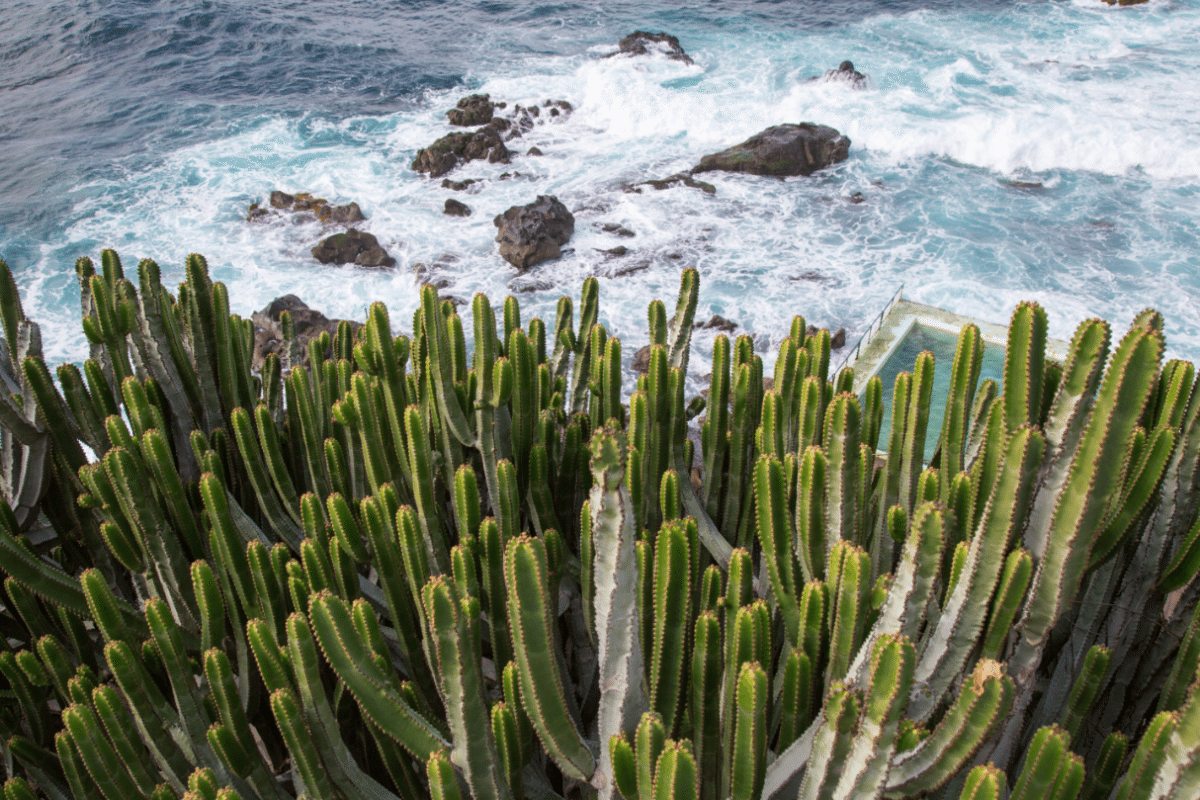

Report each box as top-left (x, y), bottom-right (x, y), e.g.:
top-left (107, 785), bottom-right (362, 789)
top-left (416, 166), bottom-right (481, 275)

top-left (2, 0), bottom-right (1199, 380)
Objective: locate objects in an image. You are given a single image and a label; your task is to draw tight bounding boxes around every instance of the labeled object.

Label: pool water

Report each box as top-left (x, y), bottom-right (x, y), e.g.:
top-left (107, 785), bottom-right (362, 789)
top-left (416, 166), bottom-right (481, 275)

top-left (871, 323), bottom-right (1008, 461)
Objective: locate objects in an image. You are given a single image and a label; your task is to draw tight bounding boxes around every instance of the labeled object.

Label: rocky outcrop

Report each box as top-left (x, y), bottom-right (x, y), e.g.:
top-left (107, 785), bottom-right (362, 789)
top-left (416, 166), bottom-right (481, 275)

top-left (251, 295), bottom-right (362, 371)
top-left (441, 178), bottom-right (478, 191)
top-left (414, 97), bottom-right (572, 178)
top-left (444, 199), bottom-right (471, 217)
top-left (311, 229), bottom-right (395, 268)
top-left (693, 123), bottom-right (850, 178)
top-left (447, 94), bottom-right (501, 126)
top-left (247, 191), bottom-right (366, 224)
top-left (606, 31), bottom-right (693, 64)
top-left (493, 195), bottom-right (574, 271)
top-left (412, 126), bottom-right (510, 178)
top-left (812, 61), bottom-right (869, 90)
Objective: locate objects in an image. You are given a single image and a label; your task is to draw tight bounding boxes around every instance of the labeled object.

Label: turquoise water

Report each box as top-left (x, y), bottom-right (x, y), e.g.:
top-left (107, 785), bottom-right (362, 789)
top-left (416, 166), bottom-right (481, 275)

top-left (872, 323), bottom-right (1008, 460)
top-left (2, 0), bottom-right (1199, 387)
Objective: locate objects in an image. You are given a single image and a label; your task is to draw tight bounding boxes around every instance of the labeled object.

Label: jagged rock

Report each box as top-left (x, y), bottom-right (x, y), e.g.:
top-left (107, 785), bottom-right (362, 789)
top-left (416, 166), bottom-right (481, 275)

top-left (848, 191), bottom-right (865, 204)
top-left (442, 178), bottom-right (477, 191)
top-left (606, 31), bottom-right (694, 64)
top-left (412, 127), bottom-right (510, 178)
top-left (639, 172), bottom-right (716, 195)
top-left (596, 245), bottom-right (628, 257)
top-left (1103, 0), bottom-right (1149, 5)
top-left (811, 60), bottom-right (869, 89)
top-left (831, 327), bottom-right (846, 349)
top-left (447, 94), bottom-right (498, 126)
top-left (444, 199), bottom-right (472, 217)
top-left (493, 195), bottom-right (575, 271)
top-left (694, 314), bottom-right (737, 332)
top-left (527, 147), bottom-right (544, 156)
top-left (633, 345), bottom-right (652, 374)
top-left (311, 229), bottom-right (395, 268)
top-left (251, 295), bottom-right (362, 371)
top-left (693, 123), bottom-right (850, 178)
top-left (247, 191), bottom-right (366, 224)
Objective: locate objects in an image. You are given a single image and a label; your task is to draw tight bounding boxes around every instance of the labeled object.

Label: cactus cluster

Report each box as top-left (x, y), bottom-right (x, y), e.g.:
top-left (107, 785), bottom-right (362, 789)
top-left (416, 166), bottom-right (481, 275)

top-left (0, 250), bottom-right (1199, 800)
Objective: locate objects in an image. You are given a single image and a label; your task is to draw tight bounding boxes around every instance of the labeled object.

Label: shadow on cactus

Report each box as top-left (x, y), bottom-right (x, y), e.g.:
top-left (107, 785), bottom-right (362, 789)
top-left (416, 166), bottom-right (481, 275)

top-left (1, 250), bottom-right (1199, 800)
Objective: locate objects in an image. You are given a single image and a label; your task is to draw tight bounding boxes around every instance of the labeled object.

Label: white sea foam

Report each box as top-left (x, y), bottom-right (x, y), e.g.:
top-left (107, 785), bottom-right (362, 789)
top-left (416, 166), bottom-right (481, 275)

top-left (18, 0), bottom-right (1200, 378)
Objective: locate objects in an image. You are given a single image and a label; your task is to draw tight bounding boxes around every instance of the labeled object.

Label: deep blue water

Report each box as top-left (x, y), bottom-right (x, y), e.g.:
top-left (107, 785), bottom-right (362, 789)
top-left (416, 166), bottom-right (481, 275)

top-left (2, 0), bottom-right (1198, 375)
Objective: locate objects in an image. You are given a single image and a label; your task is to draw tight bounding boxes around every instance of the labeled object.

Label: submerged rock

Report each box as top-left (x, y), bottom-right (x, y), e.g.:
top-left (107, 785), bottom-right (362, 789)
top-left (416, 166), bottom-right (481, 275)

top-left (311, 228), bottom-right (395, 268)
top-left (493, 195), bottom-right (575, 270)
top-left (693, 123), bottom-right (850, 178)
top-left (694, 314), bottom-right (737, 333)
top-left (638, 172), bottom-right (716, 195)
top-left (247, 191), bottom-right (366, 225)
top-left (811, 60), bottom-right (870, 90)
top-left (606, 31), bottom-right (694, 64)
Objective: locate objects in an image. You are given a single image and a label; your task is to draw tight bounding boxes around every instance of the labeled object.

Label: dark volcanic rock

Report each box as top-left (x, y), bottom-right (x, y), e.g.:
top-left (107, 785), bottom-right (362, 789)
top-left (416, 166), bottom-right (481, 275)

top-left (441, 178), bottom-right (478, 191)
top-left (251, 295), bottom-right (362, 371)
top-left (248, 191), bottom-right (366, 224)
top-left (633, 345), bottom-right (652, 374)
top-left (607, 31), bottom-right (694, 64)
top-left (527, 147), bottom-right (544, 156)
top-left (596, 245), bottom-right (628, 257)
top-left (311, 229), bottom-right (395, 268)
top-left (831, 327), bottom-right (846, 350)
top-left (694, 314), bottom-right (737, 333)
top-left (447, 94), bottom-right (497, 126)
top-left (600, 223), bottom-right (636, 238)
top-left (693, 123), bottom-right (850, 178)
top-left (812, 60), bottom-right (869, 90)
top-left (493, 195), bottom-right (575, 271)
top-left (640, 172), bottom-right (716, 195)
top-left (412, 127), bottom-right (510, 178)
top-left (444, 199), bottom-right (472, 217)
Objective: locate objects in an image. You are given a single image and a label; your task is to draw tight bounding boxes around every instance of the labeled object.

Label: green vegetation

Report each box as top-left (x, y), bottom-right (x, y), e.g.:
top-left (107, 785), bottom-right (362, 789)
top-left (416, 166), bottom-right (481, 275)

top-left (0, 250), bottom-right (1198, 799)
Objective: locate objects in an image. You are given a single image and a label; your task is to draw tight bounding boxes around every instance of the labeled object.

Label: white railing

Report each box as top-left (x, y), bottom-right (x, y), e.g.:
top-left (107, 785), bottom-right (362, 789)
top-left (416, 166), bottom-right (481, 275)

top-left (834, 284), bottom-right (905, 375)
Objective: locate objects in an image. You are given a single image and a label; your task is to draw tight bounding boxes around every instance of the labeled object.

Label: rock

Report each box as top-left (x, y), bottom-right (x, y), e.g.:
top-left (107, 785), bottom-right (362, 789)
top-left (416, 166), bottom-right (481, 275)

top-left (444, 199), bottom-right (472, 217)
top-left (311, 229), bottom-right (395, 268)
top-left (694, 314), bottom-right (737, 333)
top-left (412, 127), bottom-right (510, 178)
top-left (1002, 179), bottom-right (1044, 190)
top-left (596, 245), bottom-right (628, 257)
top-left (640, 172), bottom-right (716, 195)
top-left (612, 262), bottom-right (649, 278)
top-left (441, 178), bottom-right (477, 191)
top-left (1103, 0), bottom-right (1149, 5)
top-left (447, 94), bottom-right (496, 126)
top-left (831, 328), bottom-right (846, 349)
top-left (251, 295), bottom-right (362, 372)
top-left (813, 60), bottom-right (869, 89)
top-left (693, 123), bottom-right (850, 178)
top-left (633, 345), bottom-right (652, 374)
top-left (606, 31), bottom-right (694, 65)
top-left (527, 147), bottom-right (544, 156)
top-left (600, 223), bottom-right (636, 237)
top-left (848, 191), bottom-right (865, 204)
top-left (493, 195), bottom-right (575, 271)
top-left (247, 191), bottom-right (366, 225)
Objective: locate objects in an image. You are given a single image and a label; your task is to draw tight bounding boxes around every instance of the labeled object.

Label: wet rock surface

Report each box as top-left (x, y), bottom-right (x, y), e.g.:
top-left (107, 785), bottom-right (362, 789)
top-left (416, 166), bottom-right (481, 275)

top-left (636, 172), bottom-right (716, 195)
top-left (493, 195), bottom-right (575, 270)
top-left (694, 314), bottom-right (737, 333)
top-left (446, 93), bottom-right (500, 126)
top-left (606, 31), bottom-right (694, 64)
top-left (810, 60), bottom-right (870, 89)
top-left (444, 199), bottom-right (472, 217)
top-left (693, 123), bottom-right (851, 178)
top-left (414, 96), bottom-right (572, 178)
top-left (311, 228), bottom-right (395, 268)
top-left (247, 191), bottom-right (366, 225)
top-left (251, 295), bottom-right (362, 371)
